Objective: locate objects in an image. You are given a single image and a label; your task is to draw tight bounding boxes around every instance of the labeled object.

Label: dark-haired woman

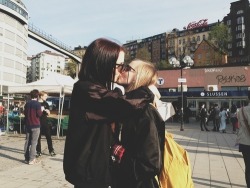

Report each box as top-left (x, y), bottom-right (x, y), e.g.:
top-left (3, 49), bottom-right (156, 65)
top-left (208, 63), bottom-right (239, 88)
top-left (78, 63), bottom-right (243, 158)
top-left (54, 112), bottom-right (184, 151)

top-left (63, 38), bottom-right (153, 188)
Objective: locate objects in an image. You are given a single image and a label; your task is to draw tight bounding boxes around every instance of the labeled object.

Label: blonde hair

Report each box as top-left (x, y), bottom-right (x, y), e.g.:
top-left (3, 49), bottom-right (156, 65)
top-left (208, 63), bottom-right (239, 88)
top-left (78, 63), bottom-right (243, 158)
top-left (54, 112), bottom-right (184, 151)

top-left (126, 59), bottom-right (158, 92)
top-left (39, 91), bottom-right (48, 98)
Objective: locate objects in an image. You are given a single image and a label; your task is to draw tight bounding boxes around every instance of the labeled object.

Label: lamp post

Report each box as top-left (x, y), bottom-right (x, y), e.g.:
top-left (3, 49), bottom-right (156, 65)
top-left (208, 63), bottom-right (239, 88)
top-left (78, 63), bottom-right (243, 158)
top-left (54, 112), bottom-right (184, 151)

top-left (180, 66), bottom-right (184, 131)
top-left (169, 56), bottom-right (194, 131)
top-left (179, 57), bottom-right (186, 131)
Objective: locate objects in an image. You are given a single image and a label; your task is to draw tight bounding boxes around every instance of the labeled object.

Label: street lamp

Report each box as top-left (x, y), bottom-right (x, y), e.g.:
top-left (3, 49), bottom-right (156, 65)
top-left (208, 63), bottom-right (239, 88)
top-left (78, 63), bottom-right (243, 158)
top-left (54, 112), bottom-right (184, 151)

top-left (169, 56), bottom-right (194, 131)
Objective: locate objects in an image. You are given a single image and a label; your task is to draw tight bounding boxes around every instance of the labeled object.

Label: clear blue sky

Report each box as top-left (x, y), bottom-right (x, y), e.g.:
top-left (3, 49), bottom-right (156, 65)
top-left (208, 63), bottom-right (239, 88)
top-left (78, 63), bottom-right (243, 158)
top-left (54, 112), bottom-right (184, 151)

top-left (21, 0), bottom-right (233, 56)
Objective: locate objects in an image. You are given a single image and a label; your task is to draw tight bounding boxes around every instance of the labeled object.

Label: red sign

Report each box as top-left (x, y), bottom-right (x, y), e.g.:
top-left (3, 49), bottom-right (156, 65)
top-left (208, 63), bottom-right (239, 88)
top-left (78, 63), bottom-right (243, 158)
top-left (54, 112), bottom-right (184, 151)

top-left (187, 19), bottom-right (208, 30)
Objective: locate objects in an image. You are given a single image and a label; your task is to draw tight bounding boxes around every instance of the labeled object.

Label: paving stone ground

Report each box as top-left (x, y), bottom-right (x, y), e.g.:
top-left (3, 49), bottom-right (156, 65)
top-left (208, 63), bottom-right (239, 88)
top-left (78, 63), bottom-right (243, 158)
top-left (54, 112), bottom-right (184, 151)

top-left (0, 119), bottom-right (247, 188)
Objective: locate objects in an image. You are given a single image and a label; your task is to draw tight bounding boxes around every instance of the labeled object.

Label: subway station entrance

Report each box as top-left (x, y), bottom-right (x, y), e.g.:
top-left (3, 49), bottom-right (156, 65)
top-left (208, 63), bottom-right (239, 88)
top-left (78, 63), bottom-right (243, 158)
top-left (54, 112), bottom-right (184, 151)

top-left (161, 90), bottom-right (249, 118)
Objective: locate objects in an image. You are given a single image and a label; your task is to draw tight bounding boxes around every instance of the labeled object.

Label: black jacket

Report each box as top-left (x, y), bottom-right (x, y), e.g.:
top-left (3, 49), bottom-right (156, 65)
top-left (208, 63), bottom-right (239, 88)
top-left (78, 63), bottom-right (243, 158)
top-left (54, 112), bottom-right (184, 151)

top-left (115, 104), bottom-right (165, 188)
top-left (39, 100), bottom-right (49, 127)
top-left (200, 108), bottom-right (207, 119)
top-left (63, 81), bottom-right (153, 187)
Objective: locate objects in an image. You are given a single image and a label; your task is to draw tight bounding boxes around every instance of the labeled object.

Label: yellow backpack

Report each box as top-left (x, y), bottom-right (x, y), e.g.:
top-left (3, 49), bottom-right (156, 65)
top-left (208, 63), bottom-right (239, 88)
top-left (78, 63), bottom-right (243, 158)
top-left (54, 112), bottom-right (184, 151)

top-left (159, 133), bottom-right (194, 188)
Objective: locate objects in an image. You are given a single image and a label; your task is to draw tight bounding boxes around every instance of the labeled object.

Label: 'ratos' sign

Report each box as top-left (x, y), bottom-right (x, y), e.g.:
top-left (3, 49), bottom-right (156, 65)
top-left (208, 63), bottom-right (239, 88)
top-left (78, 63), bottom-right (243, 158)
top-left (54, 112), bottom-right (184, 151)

top-left (187, 19), bottom-right (208, 30)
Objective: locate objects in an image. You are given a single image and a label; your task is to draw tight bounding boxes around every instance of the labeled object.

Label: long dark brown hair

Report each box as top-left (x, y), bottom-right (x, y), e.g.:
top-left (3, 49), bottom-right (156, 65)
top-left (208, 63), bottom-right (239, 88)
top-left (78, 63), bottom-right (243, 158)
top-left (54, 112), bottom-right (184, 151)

top-left (78, 38), bottom-right (124, 90)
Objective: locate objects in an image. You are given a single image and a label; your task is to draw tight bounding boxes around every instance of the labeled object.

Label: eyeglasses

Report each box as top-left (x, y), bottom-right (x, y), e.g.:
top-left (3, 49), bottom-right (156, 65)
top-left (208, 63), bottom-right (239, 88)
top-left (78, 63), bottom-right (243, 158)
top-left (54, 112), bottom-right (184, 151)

top-left (116, 64), bottom-right (135, 72)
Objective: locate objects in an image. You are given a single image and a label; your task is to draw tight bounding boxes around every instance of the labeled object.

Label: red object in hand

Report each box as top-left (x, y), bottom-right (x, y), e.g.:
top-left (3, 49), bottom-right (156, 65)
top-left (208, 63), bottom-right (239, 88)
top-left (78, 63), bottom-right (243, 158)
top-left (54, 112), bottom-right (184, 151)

top-left (112, 144), bottom-right (125, 163)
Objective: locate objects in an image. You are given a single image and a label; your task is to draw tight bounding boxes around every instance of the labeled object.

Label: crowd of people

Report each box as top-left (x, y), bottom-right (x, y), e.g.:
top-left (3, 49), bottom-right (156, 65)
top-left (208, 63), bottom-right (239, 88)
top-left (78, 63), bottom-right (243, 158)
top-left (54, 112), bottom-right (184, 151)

top-left (197, 101), bottom-right (250, 187)
top-left (198, 103), bottom-right (240, 134)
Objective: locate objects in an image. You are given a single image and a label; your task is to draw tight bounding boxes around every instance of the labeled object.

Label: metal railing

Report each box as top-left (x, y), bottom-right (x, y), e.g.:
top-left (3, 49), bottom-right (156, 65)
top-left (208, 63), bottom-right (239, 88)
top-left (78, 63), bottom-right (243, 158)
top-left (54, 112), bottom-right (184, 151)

top-left (28, 23), bottom-right (80, 57)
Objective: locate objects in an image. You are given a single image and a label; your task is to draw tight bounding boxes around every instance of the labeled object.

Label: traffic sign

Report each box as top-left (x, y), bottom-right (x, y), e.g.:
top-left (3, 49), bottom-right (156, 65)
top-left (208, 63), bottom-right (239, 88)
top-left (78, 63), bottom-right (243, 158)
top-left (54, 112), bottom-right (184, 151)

top-left (157, 77), bottom-right (164, 85)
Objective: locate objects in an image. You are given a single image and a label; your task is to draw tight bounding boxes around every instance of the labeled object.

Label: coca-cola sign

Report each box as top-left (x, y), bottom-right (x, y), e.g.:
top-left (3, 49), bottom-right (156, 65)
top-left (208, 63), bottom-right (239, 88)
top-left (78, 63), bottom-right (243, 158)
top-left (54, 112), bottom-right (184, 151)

top-left (187, 19), bottom-right (208, 30)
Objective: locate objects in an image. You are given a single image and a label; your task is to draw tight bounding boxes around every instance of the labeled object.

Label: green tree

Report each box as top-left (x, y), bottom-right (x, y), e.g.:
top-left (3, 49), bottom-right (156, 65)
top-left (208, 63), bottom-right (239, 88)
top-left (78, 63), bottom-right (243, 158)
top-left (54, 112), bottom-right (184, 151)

top-left (66, 59), bottom-right (77, 78)
top-left (66, 47), bottom-right (85, 78)
top-left (135, 47), bottom-right (151, 62)
top-left (208, 23), bottom-right (231, 53)
top-left (157, 60), bottom-right (172, 70)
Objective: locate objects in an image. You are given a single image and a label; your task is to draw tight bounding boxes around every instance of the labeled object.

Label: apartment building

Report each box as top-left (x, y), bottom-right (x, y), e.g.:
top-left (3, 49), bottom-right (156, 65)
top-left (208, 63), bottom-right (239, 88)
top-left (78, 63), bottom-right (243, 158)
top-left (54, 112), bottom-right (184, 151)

top-left (27, 50), bottom-right (66, 83)
top-left (193, 39), bottom-right (227, 66)
top-left (123, 33), bottom-right (167, 64)
top-left (223, 0), bottom-right (250, 64)
top-left (123, 20), bottom-right (217, 65)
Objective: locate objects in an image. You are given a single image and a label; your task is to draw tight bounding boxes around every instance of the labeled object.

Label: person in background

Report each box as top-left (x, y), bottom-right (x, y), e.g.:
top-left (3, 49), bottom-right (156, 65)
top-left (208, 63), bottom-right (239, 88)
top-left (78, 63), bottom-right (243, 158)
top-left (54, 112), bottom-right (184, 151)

top-left (184, 106), bottom-right (192, 124)
top-left (36, 91), bottom-right (56, 157)
top-left (114, 59), bottom-right (164, 188)
top-left (0, 102), bottom-right (4, 116)
top-left (63, 38), bottom-right (153, 188)
top-left (219, 107), bottom-right (228, 133)
top-left (230, 103), bottom-right (238, 134)
top-left (199, 103), bottom-right (209, 131)
top-left (24, 89), bottom-right (42, 165)
top-left (237, 93), bottom-right (250, 187)
top-left (207, 104), bottom-right (216, 127)
top-left (213, 104), bottom-right (220, 132)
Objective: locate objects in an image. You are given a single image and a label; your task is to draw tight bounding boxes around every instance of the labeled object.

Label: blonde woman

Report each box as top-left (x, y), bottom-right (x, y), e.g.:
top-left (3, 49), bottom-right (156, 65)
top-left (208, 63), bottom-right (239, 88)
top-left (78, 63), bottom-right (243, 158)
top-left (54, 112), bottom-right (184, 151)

top-left (114, 59), bottom-right (165, 188)
top-left (36, 91), bottom-right (56, 157)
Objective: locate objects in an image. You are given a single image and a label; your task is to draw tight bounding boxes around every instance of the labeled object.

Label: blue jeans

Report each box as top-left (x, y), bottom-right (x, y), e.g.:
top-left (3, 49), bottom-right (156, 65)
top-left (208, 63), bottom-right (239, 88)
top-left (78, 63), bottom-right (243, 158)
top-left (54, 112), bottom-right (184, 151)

top-left (24, 127), bottom-right (40, 161)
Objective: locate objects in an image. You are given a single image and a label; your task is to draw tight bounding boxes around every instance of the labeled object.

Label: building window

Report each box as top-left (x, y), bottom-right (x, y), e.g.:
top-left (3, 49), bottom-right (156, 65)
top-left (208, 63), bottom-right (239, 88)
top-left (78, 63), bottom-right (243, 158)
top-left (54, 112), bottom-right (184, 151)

top-left (236, 25), bottom-right (242, 31)
top-left (228, 51), bottom-right (232, 57)
top-left (236, 33), bottom-right (243, 39)
top-left (237, 16), bottom-right (244, 24)
top-left (183, 39), bottom-right (185, 44)
top-left (198, 54), bottom-right (202, 59)
top-left (203, 35), bottom-right (206, 40)
top-left (228, 43), bottom-right (232, 49)
top-left (179, 39), bottom-right (181, 45)
top-left (239, 50), bottom-right (244, 55)
top-left (227, 20), bottom-right (231, 25)
top-left (237, 10), bottom-right (244, 14)
top-left (236, 41), bottom-right (242, 47)
top-left (197, 36), bottom-right (200, 42)
top-left (206, 53), bottom-right (210, 58)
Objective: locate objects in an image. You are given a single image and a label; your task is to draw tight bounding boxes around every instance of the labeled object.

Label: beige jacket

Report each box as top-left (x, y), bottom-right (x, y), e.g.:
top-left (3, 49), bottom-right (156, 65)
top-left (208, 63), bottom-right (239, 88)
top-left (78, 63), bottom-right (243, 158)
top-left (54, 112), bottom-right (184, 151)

top-left (237, 104), bottom-right (250, 146)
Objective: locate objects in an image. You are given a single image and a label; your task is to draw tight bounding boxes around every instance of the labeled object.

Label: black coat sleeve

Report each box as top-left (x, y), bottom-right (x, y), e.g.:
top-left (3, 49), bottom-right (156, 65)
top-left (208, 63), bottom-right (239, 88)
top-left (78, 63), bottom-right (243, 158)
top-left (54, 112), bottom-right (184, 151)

top-left (80, 81), bottom-right (154, 121)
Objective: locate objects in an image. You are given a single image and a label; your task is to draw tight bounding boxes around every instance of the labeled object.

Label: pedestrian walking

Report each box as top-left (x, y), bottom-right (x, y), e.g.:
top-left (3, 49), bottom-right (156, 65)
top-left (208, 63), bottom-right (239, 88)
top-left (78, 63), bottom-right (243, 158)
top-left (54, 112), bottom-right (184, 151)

top-left (207, 104), bottom-right (216, 127)
top-left (212, 104), bottom-right (220, 131)
top-left (219, 107), bottom-right (228, 133)
top-left (237, 93), bottom-right (250, 188)
top-left (230, 103), bottom-right (238, 134)
top-left (199, 104), bottom-right (209, 131)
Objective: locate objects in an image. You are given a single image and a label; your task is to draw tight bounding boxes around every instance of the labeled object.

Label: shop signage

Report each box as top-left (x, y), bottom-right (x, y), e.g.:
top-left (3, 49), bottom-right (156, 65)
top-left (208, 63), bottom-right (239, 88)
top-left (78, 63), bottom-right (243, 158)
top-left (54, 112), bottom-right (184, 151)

top-left (187, 19), bottom-right (208, 30)
top-left (178, 78), bottom-right (186, 83)
top-left (200, 91), bottom-right (228, 97)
